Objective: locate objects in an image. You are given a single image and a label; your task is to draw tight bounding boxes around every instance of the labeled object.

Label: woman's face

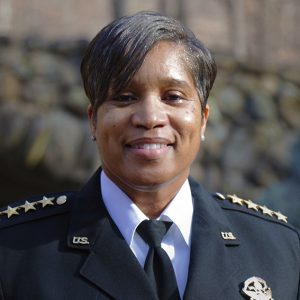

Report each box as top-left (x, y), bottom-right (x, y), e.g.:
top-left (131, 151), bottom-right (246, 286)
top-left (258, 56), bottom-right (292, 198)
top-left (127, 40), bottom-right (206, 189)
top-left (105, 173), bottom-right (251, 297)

top-left (89, 41), bottom-right (209, 193)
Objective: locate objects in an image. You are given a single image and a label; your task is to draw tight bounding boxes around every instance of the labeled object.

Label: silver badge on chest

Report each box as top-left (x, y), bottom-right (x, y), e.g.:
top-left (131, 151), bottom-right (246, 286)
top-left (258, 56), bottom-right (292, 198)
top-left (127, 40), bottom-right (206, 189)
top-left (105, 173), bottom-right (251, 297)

top-left (241, 276), bottom-right (273, 300)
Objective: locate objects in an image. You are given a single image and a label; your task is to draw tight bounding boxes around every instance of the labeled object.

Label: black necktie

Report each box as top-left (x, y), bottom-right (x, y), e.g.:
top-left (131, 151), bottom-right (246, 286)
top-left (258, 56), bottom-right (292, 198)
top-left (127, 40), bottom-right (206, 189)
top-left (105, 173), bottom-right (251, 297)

top-left (137, 220), bottom-right (181, 300)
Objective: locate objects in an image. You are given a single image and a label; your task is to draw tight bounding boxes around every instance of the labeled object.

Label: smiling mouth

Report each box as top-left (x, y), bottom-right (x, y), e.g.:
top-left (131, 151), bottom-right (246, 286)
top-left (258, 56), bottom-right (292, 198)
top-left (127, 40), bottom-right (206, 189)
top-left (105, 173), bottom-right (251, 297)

top-left (126, 137), bottom-right (174, 149)
top-left (125, 139), bottom-right (173, 159)
top-left (130, 143), bottom-right (169, 150)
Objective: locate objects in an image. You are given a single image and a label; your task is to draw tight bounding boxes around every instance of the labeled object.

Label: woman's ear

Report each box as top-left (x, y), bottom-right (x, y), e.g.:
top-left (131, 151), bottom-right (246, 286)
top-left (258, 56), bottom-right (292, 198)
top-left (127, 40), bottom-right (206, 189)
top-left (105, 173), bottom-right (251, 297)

top-left (87, 104), bottom-right (96, 134)
top-left (200, 104), bottom-right (209, 138)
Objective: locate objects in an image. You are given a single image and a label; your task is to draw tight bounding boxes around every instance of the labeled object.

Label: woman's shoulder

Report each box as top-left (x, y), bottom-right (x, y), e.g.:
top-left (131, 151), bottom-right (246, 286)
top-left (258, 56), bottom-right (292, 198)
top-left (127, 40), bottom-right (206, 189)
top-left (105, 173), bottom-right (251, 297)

top-left (190, 177), bottom-right (291, 225)
top-left (213, 192), bottom-right (300, 237)
top-left (0, 192), bottom-right (74, 230)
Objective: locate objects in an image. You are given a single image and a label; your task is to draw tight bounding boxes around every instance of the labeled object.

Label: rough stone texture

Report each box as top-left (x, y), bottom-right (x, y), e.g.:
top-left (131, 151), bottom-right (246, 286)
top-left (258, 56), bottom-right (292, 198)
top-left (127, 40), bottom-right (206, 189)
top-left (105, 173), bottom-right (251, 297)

top-left (1, 0), bottom-right (300, 69)
top-left (0, 38), bottom-right (299, 228)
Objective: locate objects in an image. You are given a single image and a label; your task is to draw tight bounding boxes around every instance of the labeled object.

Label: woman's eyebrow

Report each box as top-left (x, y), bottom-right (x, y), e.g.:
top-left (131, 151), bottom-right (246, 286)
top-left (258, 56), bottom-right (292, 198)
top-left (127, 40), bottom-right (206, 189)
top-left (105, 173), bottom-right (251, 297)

top-left (161, 78), bottom-right (191, 87)
top-left (129, 77), bottom-right (192, 89)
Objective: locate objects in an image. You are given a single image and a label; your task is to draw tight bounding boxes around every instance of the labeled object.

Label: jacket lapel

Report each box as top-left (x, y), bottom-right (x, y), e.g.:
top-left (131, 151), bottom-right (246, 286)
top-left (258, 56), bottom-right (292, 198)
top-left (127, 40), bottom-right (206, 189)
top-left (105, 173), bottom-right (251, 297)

top-left (67, 169), bottom-right (157, 300)
top-left (67, 170), bottom-right (241, 299)
top-left (184, 178), bottom-right (240, 299)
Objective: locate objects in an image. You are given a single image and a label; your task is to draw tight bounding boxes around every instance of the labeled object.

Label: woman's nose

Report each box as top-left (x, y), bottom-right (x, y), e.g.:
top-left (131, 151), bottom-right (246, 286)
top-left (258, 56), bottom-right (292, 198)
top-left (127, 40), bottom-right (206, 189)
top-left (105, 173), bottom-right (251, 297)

top-left (131, 96), bottom-right (168, 129)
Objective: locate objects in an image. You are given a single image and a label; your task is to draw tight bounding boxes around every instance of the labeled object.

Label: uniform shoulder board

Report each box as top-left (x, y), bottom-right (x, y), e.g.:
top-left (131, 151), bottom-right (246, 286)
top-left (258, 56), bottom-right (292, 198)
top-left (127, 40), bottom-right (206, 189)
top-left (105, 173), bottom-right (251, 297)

top-left (213, 192), bottom-right (288, 224)
top-left (0, 193), bottom-right (73, 229)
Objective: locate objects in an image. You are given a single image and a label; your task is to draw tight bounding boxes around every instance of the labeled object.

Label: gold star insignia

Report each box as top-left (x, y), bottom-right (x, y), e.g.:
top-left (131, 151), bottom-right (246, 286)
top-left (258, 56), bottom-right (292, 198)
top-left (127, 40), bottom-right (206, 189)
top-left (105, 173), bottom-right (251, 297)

top-left (4, 206), bottom-right (19, 218)
top-left (23, 201), bottom-right (37, 213)
top-left (259, 206), bottom-right (274, 217)
top-left (274, 211), bottom-right (288, 223)
top-left (227, 194), bottom-right (244, 206)
top-left (244, 200), bottom-right (259, 211)
top-left (40, 196), bottom-right (55, 207)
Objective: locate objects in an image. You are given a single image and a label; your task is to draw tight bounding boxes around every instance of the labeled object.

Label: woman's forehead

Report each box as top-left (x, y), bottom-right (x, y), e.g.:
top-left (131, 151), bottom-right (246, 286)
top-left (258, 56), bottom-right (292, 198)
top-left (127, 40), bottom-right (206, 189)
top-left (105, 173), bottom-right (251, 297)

top-left (127, 43), bottom-right (194, 87)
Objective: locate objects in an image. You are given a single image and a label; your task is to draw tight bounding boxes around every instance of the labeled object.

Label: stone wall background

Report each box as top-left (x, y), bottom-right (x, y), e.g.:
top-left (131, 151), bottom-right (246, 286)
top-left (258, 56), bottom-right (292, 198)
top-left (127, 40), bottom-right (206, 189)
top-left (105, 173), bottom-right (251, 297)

top-left (0, 0), bottom-right (299, 227)
top-left (1, 0), bottom-right (299, 68)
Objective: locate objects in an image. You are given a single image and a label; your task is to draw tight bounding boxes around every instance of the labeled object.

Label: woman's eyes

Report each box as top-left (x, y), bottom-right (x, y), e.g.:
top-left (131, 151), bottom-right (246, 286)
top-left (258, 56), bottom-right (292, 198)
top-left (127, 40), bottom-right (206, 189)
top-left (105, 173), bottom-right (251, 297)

top-left (111, 91), bottom-right (186, 103)
top-left (163, 92), bottom-right (184, 102)
top-left (112, 94), bottom-right (137, 102)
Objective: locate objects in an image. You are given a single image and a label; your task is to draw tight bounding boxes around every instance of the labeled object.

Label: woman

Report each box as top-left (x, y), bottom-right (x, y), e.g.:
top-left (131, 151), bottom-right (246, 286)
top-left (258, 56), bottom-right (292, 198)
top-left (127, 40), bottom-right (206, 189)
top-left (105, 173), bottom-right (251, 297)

top-left (0, 12), bottom-right (299, 300)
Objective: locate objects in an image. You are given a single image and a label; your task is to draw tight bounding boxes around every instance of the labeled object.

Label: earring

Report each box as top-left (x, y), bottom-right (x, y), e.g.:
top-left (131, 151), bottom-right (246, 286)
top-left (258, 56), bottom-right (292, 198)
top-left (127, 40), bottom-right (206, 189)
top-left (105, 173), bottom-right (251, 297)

top-left (201, 134), bottom-right (206, 142)
top-left (91, 135), bottom-right (96, 141)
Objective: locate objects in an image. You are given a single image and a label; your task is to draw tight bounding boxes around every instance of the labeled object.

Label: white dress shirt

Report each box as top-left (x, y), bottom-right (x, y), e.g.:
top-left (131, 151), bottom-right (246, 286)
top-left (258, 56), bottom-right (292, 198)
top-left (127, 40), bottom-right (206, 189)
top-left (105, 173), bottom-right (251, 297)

top-left (101, 171), bottom-right (194, 298)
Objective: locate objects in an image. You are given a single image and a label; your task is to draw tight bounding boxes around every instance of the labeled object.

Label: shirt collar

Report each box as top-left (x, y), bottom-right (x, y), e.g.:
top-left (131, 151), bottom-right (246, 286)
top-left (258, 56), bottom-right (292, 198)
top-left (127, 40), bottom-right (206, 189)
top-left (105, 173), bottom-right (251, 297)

top-left (101, 171), bottom-right (193, 247)
top-left (159, 179), bottom-right (193, 246)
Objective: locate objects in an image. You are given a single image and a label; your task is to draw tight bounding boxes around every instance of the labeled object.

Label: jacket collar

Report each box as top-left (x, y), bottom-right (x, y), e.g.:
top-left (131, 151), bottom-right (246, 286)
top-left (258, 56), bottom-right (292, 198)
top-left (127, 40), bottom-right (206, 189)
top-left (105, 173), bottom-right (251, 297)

top-left (184, 177), bottom-right (240, 299)
top-left (67, 169), bottom-right (240, 299)
top-left (67, 168), bottom-right (157, 299)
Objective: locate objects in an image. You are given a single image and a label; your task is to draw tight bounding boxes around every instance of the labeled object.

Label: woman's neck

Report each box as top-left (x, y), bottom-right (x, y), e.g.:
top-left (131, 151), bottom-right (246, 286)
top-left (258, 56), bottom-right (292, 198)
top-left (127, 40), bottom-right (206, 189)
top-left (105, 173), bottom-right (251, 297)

top-left (103, 169), bottom-right (189, 219)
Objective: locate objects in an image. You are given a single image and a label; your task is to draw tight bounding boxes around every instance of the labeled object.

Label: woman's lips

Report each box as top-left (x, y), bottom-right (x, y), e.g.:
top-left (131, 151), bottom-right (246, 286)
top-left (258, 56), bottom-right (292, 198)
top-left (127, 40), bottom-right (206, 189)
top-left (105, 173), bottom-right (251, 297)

top-left (131, 143), bottom-right (168, 150)
top-left (126, 138), bottom-right (173, 160)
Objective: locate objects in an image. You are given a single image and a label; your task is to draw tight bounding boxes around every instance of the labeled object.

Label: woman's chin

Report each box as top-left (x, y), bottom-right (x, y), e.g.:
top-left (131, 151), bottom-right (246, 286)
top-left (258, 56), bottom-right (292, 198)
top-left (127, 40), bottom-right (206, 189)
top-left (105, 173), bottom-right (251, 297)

top-left (118, 172), bottom-right (187, 194)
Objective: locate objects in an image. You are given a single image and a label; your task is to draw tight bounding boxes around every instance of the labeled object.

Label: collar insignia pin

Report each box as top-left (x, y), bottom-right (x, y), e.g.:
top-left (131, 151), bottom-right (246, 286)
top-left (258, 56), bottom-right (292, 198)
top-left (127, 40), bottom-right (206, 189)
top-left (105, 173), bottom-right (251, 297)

top-left (221, 232), bottom-right (236, 240)
top-left (72, 236), bottom-right (90, 245)
top-left (241, 276), bottom-right (273, 300)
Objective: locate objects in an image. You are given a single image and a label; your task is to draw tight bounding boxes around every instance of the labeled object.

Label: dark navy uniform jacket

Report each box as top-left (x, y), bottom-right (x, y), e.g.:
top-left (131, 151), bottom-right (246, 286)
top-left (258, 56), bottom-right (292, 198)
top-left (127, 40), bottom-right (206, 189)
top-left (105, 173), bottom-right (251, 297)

top-left (0, 169), bottom-right (299, 299)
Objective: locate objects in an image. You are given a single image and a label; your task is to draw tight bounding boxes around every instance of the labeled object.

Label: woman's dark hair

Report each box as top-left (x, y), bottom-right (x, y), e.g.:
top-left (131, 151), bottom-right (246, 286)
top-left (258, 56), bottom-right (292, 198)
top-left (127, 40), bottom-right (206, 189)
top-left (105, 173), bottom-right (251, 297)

top-left (81, 11), bottom-right (217, 113)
